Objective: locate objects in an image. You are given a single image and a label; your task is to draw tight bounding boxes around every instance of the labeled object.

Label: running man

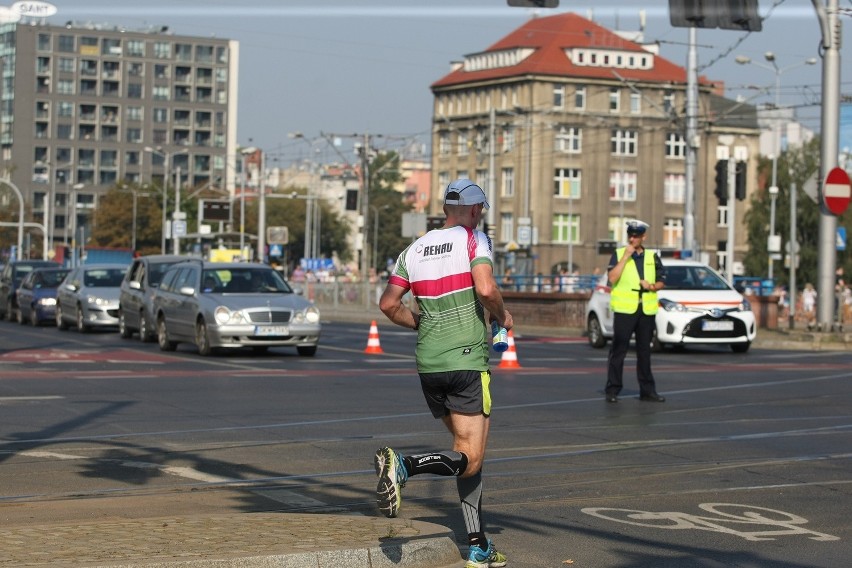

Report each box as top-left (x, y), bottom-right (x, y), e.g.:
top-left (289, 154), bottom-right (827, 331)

top-left (376, 178), bottom-right (513, 568)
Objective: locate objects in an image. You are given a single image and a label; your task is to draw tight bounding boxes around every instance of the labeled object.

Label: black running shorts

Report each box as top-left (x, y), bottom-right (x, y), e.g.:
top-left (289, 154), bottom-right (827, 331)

top-left (418, 370), bottom-right (492, 418)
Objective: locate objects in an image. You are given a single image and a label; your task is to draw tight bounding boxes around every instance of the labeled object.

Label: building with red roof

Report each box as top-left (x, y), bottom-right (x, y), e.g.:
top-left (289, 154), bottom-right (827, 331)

top-left (429, 12), bottom-right (760, 277)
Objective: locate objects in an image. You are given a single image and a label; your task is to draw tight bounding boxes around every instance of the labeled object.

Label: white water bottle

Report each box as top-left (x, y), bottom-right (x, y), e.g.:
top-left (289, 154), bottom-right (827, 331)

top-left (491, 320), bottom-right (509, 352)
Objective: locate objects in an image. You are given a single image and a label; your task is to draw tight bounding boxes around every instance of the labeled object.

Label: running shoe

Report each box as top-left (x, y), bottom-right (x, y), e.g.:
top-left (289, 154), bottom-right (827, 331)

top-left (374, 447), bottom-right (406, 518)
top-left (465, 540), bottom-right (507, 568)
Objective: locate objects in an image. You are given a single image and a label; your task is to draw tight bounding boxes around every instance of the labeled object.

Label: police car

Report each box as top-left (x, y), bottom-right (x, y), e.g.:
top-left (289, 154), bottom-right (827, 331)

top-left (585, 259), bottom-right (757, 352)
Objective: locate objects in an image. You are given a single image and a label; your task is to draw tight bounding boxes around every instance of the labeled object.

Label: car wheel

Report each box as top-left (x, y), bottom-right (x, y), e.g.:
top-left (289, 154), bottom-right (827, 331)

top-left (56, 305), bottom-right (68, 330)
top-left (139, 312), bottom-right (154, 343)
top-left (196, 319), bottom-right (214, 356)
top-left (76, 305), bottom-right (89, 333)
top-left (30, 307), bottom-right (40, 327)
top-left (5, 299), bottom-right (15, 322)
top-left (297, 345), bottom-right (317, 357)
top-left (118, 309), bottom-right (133, 338)
top-left (17, 306), bottom-right (26, 325)
top-left (157, 316), bottom-right (177, 351)
top-left (731, 342), bottom-right (751, 353)
top-left (587, 313), bottom-right (607, 348)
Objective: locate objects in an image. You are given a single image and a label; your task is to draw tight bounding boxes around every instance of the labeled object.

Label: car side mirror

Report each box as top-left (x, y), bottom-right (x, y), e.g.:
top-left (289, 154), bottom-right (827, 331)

top-left (129, 281), bottom-right (142, 290)
top-left (179, 286), bottom-right (195, 296)
top-left (65, 283), bottom-right (77, 292)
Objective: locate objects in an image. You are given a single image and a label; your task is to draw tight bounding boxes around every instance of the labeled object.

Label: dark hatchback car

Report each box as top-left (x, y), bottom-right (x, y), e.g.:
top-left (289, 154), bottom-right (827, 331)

top-left (118, 255), bottom-right (185, 342)
top-left (0, 260), bottom-right (61, 321)
top-left (15, 267), bottom-right (71, 325)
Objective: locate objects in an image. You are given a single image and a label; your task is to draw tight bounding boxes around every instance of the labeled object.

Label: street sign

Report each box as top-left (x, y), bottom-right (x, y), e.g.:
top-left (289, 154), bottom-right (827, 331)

top-left (517, 225), bottom-right (531, 246)
top-left (172, 220), bottom-right (187, 237)
top-left (822, 167), bottom-right (851, 215)
top-left (838, 227), bottom-right (847, 251)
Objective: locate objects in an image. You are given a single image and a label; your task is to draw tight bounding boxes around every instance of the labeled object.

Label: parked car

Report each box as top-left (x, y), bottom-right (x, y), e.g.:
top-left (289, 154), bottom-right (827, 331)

top-left (152, 260), bottom-right (321, 356)
top-left (585, 259), bottom-right (757, 352)
top-left (15, 267), bottom-right (71, 326)
top-left (0, 260), bottom-right (60, 321)
top-left (56, 263), bottom-right (127, 332)
top-left (118, 254), bottom-right (185, 342)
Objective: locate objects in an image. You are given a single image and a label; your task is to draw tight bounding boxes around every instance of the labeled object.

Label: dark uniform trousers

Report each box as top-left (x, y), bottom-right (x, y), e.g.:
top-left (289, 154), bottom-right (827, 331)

top-left (605, 308), bottom-right (658, 397)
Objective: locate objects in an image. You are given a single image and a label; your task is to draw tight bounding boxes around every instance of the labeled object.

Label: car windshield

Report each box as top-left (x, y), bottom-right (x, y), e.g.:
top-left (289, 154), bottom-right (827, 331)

top-left (202, 268), bottom-right (293, 294)
top-left (84, 268), bottom-right (125, 287)
top-left (39, 270), bottom-right (70, 287)
top-left (664, 266), bottom-right (731, 291)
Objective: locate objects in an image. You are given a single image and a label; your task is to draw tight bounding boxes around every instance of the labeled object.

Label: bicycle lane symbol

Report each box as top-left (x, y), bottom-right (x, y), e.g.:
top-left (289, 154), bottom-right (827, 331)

top-left (581, 503), bottom-right (839, 542)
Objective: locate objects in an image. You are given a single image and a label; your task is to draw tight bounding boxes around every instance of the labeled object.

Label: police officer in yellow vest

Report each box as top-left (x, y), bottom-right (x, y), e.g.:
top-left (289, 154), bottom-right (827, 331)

top-left (605, 220), bottom-right (667, 403)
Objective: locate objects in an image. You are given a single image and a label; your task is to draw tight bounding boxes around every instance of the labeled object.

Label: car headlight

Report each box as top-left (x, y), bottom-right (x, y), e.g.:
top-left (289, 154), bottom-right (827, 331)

top-left (739, 298), bottom-right (752, 312)
top-left (214, 306), bottom-right (249, 324)
top-left (292, 305), bottom-right (321, 324)
top-left (659, 298), bottom-right (688, 312)
top-left (37, 298), bottom-right (56, 307)
top-left (87, 296), bottom-right (111, 306)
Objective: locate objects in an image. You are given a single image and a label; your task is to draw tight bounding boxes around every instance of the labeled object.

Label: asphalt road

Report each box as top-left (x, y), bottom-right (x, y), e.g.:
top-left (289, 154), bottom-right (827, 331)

top-left (0, 318), bottom-right (849, 568)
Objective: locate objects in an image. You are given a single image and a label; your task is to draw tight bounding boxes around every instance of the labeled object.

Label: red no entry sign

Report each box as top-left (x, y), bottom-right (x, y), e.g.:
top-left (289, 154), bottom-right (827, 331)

top-left (823, 167), bottom-right (851, 215)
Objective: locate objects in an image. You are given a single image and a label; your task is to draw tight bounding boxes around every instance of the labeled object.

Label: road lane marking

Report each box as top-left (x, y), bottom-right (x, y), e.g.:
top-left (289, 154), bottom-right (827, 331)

top-left (0, 396), bottom-right (64, 402)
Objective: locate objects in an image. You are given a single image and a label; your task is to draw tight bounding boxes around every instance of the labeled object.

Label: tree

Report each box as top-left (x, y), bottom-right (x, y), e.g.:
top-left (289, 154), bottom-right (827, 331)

top-left (366, 151), bottom-right (413, 272)
top-left (742, 138), bottom-right (852, 290)
top-left (90, 183), bottom-right (164, 255)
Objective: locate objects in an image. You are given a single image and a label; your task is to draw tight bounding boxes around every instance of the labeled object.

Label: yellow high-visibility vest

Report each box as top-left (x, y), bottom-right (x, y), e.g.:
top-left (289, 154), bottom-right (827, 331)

top-left (610, 247), bottom-right (659, 315)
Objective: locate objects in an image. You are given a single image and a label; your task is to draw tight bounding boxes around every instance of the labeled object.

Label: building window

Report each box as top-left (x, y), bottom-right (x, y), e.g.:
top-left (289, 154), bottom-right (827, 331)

top-left (128, 62), bottom-right (144, 77)
top-left (102, 38), bottom-right (121, 56)
top-left (574, 85), bottom-right (586, 110)
top-left (127, 83), bottom-right (143, 98)
top-left (662, 218), bottom-right (683, 248)
top-left (609, 88), bottom-right (620, 112)
top-left (58, 101), bottom-right (73, 117)
top-left (611, 129), bottom-right (638, 156)
top-left (127, 40), bottom-right (145, 57)
top-left (554, 168), bottom-right (581, 199)
top-left (555, 125), bottom-right (581, 154)
top-left (37, 33), bottom-right (51, 51)
top-left (153, 86), bottom-right (170, 100)
top-left (553, 85), bottom-right (564, 109)
top-left (438, 171), bottom-right (449, 195)
top-left (153, 108), bottom-right (169, 123)
top-left (58, 35), bottom-right (75, 53)
top-left (665, 132), bottom-right (687, 159)
top-left (609, 170), bottom-right (637, 202)
top-left (438, 132), bottom-right (451, 156)
top-left (501, 126), bottom-right (515, 152)
top-left (57, 79), bottom-right (74, 95)
top-left (458, 130), bottom-right (469, 156)
top-left (196, 45), bottom-right (214, 63)
top-left (126, 128), bottom-right (143, 143)
top-left (552, 213), bottom-right (579, 244)
top-left (664, 173), bottom-right (685, 204)
top-left (663, 90), bottom-right (675, 114)
top-left (58, 57), bottom-right (74, 72)
top-left (57, 124), bottom-right (73, 140)
top-left (153, 41), bottom-right (172, 59)
top-left (608, 216), bottom-right (626, 242)
top-left (501, 168), bottom-right (514, 197)
top-left (127, 106), bottom-right (143, 121)
top-left (501, 212), bottom-right (513, 244)
top-left (630, 92), bottom-right (641, 114)
top-left (175, 43), bottom-right (192, 62)
top-left (154, 64), bottom-right (170, 79)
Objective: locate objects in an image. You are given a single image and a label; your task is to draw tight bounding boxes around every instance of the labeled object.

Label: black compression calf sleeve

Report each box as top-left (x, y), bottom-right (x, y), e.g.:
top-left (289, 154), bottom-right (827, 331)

top-left (403, 451), bottom-right (468, 477)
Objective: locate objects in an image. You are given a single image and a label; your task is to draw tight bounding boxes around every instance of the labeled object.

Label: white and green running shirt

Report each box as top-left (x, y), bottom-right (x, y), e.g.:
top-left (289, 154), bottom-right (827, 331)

top-left (387, 225), bottom-right (493, 374)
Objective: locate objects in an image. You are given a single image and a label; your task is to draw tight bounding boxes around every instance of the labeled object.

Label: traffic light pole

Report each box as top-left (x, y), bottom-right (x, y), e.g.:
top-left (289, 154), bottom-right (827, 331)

top-left (726, 157), bottom-right (736, 285)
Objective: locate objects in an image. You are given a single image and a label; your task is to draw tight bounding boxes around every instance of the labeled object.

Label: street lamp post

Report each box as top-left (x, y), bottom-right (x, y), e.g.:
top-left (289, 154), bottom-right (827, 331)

top-left (239, 146), bottom-right (258, 259)
top-left (735, 52), bottom-right (817, 280)
top-left (144, 146), bottom-right (188, 254)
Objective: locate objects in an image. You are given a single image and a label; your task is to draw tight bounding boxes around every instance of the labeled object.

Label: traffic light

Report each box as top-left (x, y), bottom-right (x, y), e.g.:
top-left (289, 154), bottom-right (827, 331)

top-left (669, 0), bottom-right (762, 31)
top-left (345, 189), bottom-right (359, 211)
top-left (735, 161), bottom-right (747, 201)
top-left (507, 0), bottom-right (559, 7)
top-left (714, 159), bottom-right (728, 201)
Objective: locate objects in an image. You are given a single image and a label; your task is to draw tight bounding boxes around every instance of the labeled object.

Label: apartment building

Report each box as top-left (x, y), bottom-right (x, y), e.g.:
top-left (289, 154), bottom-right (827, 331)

top-left (430, 12), bottom-right (761, 276)
top-left (0, 19), bottom-right (239, 249)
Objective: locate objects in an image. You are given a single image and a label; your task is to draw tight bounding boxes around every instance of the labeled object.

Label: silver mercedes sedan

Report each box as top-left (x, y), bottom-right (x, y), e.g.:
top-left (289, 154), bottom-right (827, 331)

top-left (151, 260), bottom-right (321, 356)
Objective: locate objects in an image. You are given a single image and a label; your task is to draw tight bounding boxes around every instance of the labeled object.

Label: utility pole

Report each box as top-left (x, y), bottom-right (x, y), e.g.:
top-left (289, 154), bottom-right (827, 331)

top-left (813, 0), bottom-right (842, 330)
top-left (683, 26), bottom-right (698, 258)
top-left (360, 133), bottom-right (371, 283)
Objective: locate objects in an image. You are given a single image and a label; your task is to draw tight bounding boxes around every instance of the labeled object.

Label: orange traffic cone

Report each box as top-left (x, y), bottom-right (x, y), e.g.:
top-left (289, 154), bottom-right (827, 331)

top-left (498, 330), bottom-right (521, 369)
top-left (364, 320), bottom-right (384, 354)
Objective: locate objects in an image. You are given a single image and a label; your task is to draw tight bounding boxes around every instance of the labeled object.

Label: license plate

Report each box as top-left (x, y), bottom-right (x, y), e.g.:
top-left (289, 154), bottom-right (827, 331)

top-left (702, 320), bottom-right (734, 331)
top-left (254, 325), bottom-right (289, 336)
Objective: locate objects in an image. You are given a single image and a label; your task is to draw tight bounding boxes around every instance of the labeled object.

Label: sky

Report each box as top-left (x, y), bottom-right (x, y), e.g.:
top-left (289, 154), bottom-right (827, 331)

top-left (44, 0), bottom-right (852, 166)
